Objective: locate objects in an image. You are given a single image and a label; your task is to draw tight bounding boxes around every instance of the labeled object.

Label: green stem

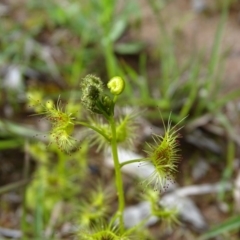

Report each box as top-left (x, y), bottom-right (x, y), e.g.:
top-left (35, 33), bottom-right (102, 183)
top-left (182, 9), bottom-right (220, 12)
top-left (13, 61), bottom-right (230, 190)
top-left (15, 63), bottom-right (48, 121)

top-left (113, 95), bottom-right (118, 104)
top-left (119, 158), bottom-right (148, 168)
top-left (109, 116), bottom-right (125, 233)
top-left (76, 121), bottom-right (110, 141)
top-left (21, 141), bottom-right (30, 240)
top-left (57, 150), bottom-right (65, 176)
top-left (110, 95), bottom-right (118, 115)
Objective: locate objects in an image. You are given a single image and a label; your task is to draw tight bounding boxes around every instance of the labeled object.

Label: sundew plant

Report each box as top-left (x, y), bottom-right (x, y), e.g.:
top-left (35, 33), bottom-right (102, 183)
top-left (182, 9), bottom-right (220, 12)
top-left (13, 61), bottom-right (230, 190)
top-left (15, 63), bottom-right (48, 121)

top-left (35, 75), bottom-right (182, 238)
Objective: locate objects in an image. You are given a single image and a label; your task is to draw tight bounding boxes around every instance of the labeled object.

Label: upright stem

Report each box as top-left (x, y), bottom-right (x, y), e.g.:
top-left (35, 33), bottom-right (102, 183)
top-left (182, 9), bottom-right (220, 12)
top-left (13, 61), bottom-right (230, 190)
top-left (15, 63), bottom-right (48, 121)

top-left (21, 141), bottom-right (30, 240)
top-left (109, 116), bottom-right (125, 233)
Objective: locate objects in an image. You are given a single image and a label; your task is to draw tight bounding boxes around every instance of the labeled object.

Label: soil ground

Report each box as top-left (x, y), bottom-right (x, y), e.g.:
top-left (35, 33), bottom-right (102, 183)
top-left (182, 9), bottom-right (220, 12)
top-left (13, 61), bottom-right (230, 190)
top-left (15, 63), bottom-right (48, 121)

top-left (138, 0), bottom-right (240, 91)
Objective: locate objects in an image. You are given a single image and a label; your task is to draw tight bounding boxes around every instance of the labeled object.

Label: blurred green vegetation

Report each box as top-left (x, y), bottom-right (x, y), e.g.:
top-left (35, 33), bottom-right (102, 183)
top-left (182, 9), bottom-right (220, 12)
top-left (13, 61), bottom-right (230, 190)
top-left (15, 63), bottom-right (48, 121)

top-left (0, 0), bottom-right (240, 239)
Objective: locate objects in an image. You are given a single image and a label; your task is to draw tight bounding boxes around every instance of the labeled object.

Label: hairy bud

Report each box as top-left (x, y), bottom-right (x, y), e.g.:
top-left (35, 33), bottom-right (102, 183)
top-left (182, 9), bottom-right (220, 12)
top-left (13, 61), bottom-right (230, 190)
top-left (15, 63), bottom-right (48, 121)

top-left (80, 75), bottom-right (104, 114)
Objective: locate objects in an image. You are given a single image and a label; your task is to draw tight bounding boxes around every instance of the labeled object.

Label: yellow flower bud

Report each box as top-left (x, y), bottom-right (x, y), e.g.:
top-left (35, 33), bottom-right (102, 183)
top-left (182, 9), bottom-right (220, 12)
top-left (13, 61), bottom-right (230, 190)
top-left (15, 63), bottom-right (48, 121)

top-left (107, 76), bottom-right (125, 95)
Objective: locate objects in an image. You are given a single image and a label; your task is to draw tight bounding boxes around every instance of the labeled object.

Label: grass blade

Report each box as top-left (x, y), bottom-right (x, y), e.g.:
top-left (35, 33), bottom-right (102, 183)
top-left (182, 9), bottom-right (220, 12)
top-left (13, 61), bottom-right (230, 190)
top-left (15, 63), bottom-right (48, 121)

top-left (199, 215), bottom-right (240, 240)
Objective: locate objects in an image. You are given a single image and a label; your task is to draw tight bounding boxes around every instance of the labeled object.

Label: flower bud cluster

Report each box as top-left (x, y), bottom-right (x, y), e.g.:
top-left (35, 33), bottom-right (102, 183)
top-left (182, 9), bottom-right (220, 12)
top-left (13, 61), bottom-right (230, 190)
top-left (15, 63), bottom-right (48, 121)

top-left (80, 75), bottom-right (112, 116)
top-left (80, 75), bottom-right (103, 113)
top-left (80, 75), bottom-right (126, 117)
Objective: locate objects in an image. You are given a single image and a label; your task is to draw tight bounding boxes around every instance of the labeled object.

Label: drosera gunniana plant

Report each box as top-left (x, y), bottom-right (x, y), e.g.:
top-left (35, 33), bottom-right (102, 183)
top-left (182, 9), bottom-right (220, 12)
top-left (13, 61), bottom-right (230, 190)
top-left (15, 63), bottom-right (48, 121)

top-left (78, 184), bottom-right (112, 228)
top-left (85, 109), bottom-right (139, 152)
top-left (80, 223), bottom-right (132, 240)
top-left (34, 74), bottom-right (183, 237)
top-left (28, 95), bottom-right (79, 154)
top-left (142, 188), bottom-right (180, 229)
top-left (140, 115), bottom-right (184, 192)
